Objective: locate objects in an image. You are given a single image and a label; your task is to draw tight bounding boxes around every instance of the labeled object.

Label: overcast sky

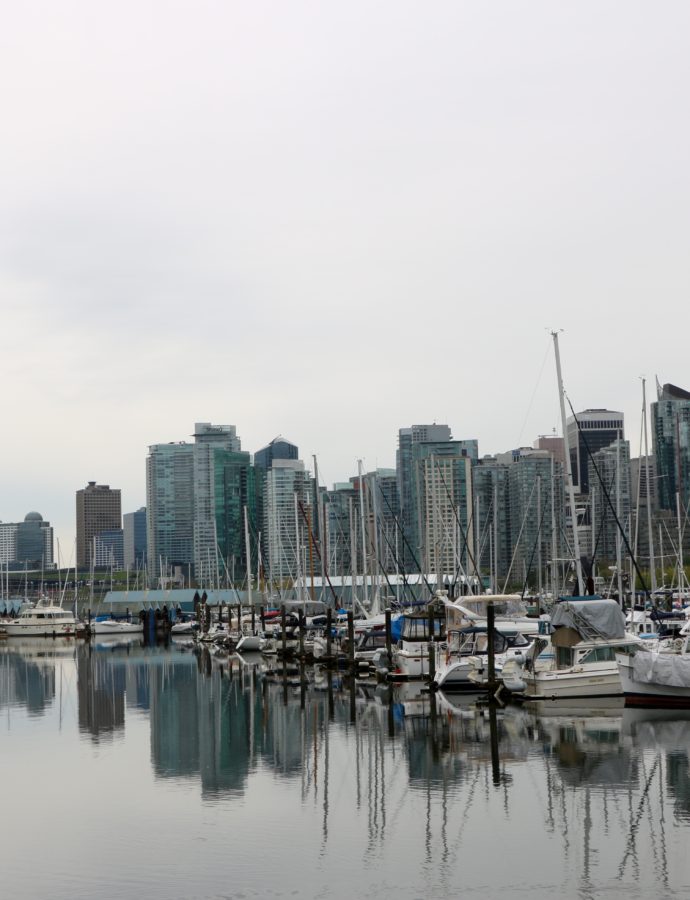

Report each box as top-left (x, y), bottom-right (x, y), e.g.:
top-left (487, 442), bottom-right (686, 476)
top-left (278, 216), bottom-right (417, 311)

top-left (2, 1), bottom-right (689, 560)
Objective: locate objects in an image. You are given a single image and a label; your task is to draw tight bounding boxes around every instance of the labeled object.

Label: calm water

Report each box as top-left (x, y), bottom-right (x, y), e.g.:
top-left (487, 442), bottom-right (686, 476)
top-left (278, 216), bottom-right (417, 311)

top-left (3, 639), bottom-right (690, 900)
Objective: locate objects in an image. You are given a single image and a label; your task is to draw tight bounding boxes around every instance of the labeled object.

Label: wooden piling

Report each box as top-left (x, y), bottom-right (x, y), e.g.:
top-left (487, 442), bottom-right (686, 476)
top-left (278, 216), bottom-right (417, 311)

top-left (385, 608), bottom-right (392, 668)
top-left (347, 611), bottom-right (355, 671)
top-left (326, 608), bottom-right (333, 659)
top-left (281, 605), bottom-right (287, 657)
top-left (487, 601), bottom-right (497, 693)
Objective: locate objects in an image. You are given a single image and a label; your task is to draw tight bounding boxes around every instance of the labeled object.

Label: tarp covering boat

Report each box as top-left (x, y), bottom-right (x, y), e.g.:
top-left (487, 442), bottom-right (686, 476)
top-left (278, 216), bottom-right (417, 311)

top-left (551, 598), bottom-right (626, 641)
top-left (632, 651), bottom-right (690, 688)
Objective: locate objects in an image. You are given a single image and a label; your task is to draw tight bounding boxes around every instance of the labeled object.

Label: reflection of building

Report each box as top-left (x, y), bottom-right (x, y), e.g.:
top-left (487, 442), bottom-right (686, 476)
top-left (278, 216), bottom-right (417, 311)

top-left (0, 647), bottom-right (56, 715)
top-left (77, 650), bottom-right (125, 741)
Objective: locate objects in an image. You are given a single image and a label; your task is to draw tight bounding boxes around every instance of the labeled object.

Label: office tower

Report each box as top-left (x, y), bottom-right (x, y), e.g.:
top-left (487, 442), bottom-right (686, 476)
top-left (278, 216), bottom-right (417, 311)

top-left (323, 481), bottom-right (357, 578)
top-left (408, 441), bottom-right (474, 583)
top-left (146, 443), bottom-right (195, 578)
top-left (192, 423), bottom-right (242, 584)
top-left (652, 383), bottom-right (690, 513)
top-left (254, 436), bottom-right (298, 471)
top-left (123, 508), bottom-right (147, 569)
top-left (76, 482), bottom-right (122, 569)
top-left (0, 512), bottom-right (54, 569)
top-left (534, 434), bottom-right (566, 469)
top-left (146, 423), bottom-right (246, 584)
top-left (472, 457), bottom-right (511, 587)
top-left (589, 439), bottom-right (631, 566)
top-left (93, 529), bottom-right (124, 568)
top-left (213, 449), bottom-right (261, 585)
top-left (397, 424), bottom-right (453, 570)
top-left (566, 409), bottom-right (624, 494)
top-left (505, 450), bottom-right (565, 592)
top-left (263, 459), bottom-right (311, 582)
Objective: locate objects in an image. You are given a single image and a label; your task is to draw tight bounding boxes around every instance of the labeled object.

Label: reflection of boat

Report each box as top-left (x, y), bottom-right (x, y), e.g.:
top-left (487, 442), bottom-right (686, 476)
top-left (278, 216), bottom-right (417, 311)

top-left (4, 602), bottom-right (79, 637)
top-left (92, 635), bottom-right (143, 650)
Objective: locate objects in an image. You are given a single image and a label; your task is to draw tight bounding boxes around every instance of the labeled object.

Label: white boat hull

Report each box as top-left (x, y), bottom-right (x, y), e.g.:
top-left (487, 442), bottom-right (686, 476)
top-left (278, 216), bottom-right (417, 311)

top-left (617, 654), bottom-right (690, 707)
top-left (236, 634), bottom-right (265, 653)
top-left (525, 665), bottom-right (622, 700)
top-left (90, 620), bottom-right (144, 635)
top-left (5, 624), bottom-right (78, 638)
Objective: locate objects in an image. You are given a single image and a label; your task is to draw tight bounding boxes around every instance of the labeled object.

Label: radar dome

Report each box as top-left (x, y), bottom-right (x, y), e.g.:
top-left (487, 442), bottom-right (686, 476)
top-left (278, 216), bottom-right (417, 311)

top-left (24, 511), bottom-right (43, 522)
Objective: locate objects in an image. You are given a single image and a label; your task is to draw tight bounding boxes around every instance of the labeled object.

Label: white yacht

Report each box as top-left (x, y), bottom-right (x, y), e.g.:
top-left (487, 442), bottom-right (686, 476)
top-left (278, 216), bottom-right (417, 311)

top-left (432, 625), bottom-right (532, 692)
top-left (519, 597), bottom-right (641, 700)
top-left (89, 616), bottom-right (144, 635)
top-left (5, 603), bottom-right (79, 638)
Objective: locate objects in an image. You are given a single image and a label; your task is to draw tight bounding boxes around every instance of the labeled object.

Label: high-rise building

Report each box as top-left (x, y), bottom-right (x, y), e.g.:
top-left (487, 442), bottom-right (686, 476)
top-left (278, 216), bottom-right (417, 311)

top-left (264, 459), bottom-right (311, 582)
top-left (652, 383), bottom-right (690, 512)
top-left (566, 409), bottom-right (624, 494)
top-left (213, 449), bottom-right (261, 585)
top-left (146, 443), bottom-right (195, 578)
top-left (0, 512), bottom-right (54, 569)
top-left (146, 423), bottom-right (246, 584)
top-left (76, 483), bottom-right (122, 569)
top-left (396, 424), bottom-right (453, 570)
top-left (123, 507), bottom-right (147, 569)
top-left (505, 450), bottom-right (565, 592)
top-left (472, 457), bottom-right (511, 586)
top-left (589, 439), bottom-right (631, 566)
top-left (254, 437), bottom-right (298, 471)
top-left (408, 441), bottom-right (474, 581)
top-left (192, 423), bottom-right (242, 582)
top-left (94, 529), bottom-right (124, 568)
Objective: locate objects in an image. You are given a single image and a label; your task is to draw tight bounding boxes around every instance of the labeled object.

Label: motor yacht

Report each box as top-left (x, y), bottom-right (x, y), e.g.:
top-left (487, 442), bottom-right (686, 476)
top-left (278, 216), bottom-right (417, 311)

top-left (4, 602), bottom-right (79, 637)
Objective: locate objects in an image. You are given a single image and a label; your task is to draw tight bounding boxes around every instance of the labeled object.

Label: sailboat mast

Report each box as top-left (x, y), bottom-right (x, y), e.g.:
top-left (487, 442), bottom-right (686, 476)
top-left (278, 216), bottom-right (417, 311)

top-left (244, 506), bottom-right (252, 609)
top-left (552, 330), bottom-right (584, 595)
top-left (642, 378), bottom-right (657, 593)
top-left (357, 459), bottom-right (369, 609)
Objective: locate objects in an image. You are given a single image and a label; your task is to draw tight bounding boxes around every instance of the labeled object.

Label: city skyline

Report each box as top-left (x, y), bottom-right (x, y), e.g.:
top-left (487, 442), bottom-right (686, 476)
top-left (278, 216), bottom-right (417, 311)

top-left (3, 3), bottom-right (690, 560)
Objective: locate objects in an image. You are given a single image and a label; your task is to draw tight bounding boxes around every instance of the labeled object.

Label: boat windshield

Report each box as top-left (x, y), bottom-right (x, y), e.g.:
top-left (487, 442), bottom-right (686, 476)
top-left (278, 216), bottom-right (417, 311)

top-left (460, 599), bottom-right (529, 618)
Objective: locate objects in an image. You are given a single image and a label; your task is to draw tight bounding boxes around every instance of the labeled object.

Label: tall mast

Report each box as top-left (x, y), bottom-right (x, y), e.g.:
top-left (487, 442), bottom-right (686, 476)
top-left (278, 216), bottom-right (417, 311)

top-left (552, 330), bottom-right (584, 595)
top-left (642, 378), bottom-right (657, 593)
top-left (244, 506), bottom-right (252, 609)
top-left (357, 459), bottom-right (369, 609)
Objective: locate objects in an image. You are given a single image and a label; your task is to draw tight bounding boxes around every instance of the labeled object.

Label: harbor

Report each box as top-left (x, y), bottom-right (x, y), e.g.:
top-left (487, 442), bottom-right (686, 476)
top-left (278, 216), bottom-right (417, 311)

top-left (4, 632), bottom-right (690, 899)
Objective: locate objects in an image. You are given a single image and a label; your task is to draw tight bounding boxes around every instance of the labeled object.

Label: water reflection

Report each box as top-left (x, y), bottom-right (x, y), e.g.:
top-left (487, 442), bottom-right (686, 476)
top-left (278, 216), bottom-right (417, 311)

top-left (4, 640), bottom-right (690, 898)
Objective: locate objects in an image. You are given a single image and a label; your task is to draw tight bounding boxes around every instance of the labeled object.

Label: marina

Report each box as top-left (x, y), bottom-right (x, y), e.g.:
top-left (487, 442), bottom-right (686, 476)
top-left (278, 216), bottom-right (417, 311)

top-left (4, 636), bottom-right (690, 899)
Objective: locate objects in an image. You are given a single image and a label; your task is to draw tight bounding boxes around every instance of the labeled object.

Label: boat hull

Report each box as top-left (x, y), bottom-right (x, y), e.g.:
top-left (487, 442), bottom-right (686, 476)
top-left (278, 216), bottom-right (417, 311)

top-left (525, 665), bottom-right (622, 700)
top-left (617, 655), bottom-right (690, 707)
top-left (5, 624), bottom-right (78, 638)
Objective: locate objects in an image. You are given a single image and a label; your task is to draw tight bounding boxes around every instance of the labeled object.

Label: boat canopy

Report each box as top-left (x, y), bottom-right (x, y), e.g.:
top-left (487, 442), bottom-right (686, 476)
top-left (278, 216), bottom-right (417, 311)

top-left (551, 598), bottom-right (626, 641)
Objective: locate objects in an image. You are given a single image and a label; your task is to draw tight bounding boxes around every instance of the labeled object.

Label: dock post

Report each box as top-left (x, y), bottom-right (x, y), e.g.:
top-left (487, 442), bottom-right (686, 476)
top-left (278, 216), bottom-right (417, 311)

top-left (298, 610), bottom-right (305, 658)
top-left (347, 610), bottom-right (355, 671)
top-left (260, 605), bottom-right (265, 630)
top-left (281, 605), bottom-right (287, 657)
top-left (428, 641), bottom-right (436, 685)
top-left (326, 607), bottom-right (333, 660)
top-left (487, 601), bottom-right (497, 694)
top-left (385, 607), bottom-right (392, 668)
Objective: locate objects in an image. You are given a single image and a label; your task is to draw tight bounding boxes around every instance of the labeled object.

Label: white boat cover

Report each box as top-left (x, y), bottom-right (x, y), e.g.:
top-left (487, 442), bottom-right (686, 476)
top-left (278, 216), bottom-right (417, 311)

top-left (551, 598), bottom-right (626, 640)
top-left (632, 651), bottom-right (690, 688)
